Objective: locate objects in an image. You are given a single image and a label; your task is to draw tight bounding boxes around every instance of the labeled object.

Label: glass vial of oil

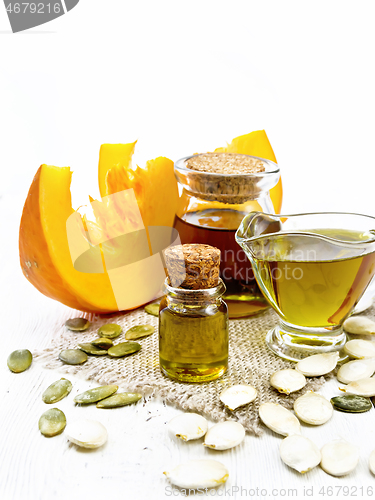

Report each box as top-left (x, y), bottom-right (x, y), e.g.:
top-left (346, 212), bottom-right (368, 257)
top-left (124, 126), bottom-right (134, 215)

top-left (159, 244), bottom-right (229, 383)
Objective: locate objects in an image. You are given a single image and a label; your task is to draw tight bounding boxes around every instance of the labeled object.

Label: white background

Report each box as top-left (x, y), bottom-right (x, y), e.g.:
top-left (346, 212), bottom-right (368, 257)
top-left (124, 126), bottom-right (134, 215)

top-left (1, 1), bottom-right (375, 214)
top-left (2, 2), bottom-right (375, 499)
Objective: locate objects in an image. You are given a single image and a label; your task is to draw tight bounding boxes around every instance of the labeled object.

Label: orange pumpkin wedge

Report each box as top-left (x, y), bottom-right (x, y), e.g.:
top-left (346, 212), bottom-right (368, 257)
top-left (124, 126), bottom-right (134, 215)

top-left (215, 129), bottom-right (283, 213)
top-left (19, 162), bottom-right (167, 313)
top-left (100, 148), bottom-right (178, 228)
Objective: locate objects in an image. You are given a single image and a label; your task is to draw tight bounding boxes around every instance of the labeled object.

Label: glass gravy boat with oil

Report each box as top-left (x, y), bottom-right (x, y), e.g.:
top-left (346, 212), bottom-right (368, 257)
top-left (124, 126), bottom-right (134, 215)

top-left (235, 212), bottom-right (375, 361)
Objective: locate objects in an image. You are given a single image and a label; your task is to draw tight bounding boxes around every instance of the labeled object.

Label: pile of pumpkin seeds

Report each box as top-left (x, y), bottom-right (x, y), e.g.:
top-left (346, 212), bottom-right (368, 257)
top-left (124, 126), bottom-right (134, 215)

top-left (58, 313), bottom-right (157, 365)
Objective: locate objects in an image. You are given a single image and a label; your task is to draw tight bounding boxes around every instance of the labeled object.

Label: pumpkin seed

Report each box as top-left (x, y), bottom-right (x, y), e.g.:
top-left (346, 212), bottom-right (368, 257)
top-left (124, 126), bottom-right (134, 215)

top-left (280, 435), bottom-right (321, 474)
top-left (219, 384), bottom-right (257, 410)
top-left (344, 316), bottom-right (375, 335)
top-left (164, 460), bottom-right (229, 489)
top-left (96, 392), bottom-right (142, 408)
top-left (320, 439), bottom-right (359, 476)
top-left (65, 419), bottom-right (108, 448)
top-left (42, 378), bottom-right (73, 404)
top-left (204, 421), bottom-right (245, 450)
top-left (144, 303), bottom-right (160, 316)
top-left (39, 408), bottom-right (66, 437)
top-left (296, 352), bottom-right (339, 377)
top-left (340, 377), bottom-right (375, 397)
top-left (125, 325), bottom-right (154, 340)
top-left (259, 402), bottom-right (301, 437)
top-left (337, 358), bottom-right (375, 384)
top-left (168, 413), bottom-right (208, 441)
top-left (108, 342), bottom-right (141, 358)
top-left (65, 318), bottom-right (90, 331)
top-left (270, 369), bottom-right (306, 395)
top-left (331, 395), bottom-right (372, 413)
top-left (7, 349), bottom-right (32, 373)
top-left (91, 338), bottom-right (113, 349)
top-left (78, 343), bottom-right (108, 356)
top-left (59, 349), bottom-right (87, 365)
top-left (74, 385), bottom-right (118, 404)
top-left (344, 339), bottom-right (375, 359)
top-left (293, 391), bottom-right (333, 425)
top-left (97, 323), bottom-right (122, 339)
top-left (369, 449), bottom-right (375, 475)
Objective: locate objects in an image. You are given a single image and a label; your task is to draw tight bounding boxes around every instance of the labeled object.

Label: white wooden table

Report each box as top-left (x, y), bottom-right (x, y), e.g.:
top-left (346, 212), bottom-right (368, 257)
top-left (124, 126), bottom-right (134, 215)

top-left (2, 194), bottom-right (375, 500)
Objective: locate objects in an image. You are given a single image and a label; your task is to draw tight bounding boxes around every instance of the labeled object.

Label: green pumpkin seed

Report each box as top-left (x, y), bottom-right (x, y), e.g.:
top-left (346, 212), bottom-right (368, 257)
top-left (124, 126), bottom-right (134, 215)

top-left (39, 408), bottom-right (66, 437)
top-left (144, 303), bottom-right (159, 316)
top-left (78, 343), bottom-right (108, 356)
top-left (65, 318), bottom-right (90, 331)
top-left (331, 395), bottom-right (372, 413)
top-left (74, 385), bottom-right (118, 404)
top-left (42, 378), bottom-right (73, 404)
top-left (7, 349), bottom-right (32, 373)
top-left (97, 392), bottom-right (142, 408)
top-left (108, 342), bottom-right (141, 358)
top-left (59, 349), bottom-right (88, 365)
top-left (125, 325), bottom-right (154, 340)
top-left (91, 338), bottom-right (113, 349)
top-left (97, 323), bottom-right (122, 339)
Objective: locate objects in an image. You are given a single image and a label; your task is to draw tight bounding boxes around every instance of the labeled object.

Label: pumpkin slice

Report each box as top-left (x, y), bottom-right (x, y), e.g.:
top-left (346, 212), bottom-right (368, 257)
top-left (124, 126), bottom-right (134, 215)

top-left (214, 129), bottom-right (282, 213)
top-left (98, 141), bottom-right (136, 199)
top-left (101, 145), bottom-right (178, 228)
top-left (19, 164), bottom-right (164, 313)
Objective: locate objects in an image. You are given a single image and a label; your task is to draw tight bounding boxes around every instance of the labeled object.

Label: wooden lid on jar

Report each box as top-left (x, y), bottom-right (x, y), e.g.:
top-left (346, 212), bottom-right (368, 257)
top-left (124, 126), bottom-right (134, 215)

top-left (164, 244), bottom-right (221, 290)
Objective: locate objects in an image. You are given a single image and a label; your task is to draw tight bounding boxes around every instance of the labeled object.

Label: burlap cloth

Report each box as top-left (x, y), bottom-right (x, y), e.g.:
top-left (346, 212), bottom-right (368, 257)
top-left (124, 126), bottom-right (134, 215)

top-left (34, 306), bottom-right (329, 435)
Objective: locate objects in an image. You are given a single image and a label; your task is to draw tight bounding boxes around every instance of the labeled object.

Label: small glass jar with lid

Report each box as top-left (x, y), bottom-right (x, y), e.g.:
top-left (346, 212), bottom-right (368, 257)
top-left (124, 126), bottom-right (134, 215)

top-left (173, 152), bottom-right (280, 318)
top-left (159, 244), bottom-right (228, 383)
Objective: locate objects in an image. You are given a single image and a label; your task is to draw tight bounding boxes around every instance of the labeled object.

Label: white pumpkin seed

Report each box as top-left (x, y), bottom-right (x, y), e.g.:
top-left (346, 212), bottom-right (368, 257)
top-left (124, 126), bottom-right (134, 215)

top-left (164, 459), bottom-right (229, 489)
top-left (340, 377), bottom-right (375, 397)
top-left (259, 402), bottom-right (301, 437)
top-left (280, 435), bottom-right (321, 473)
top-left (353, 296), bottom-right (373, 315)
top-left (320, 440), bottom-right (359, 476)
top-left (344, 339), bottom-right (375, 359)
top-left (369, 449), bottom-right (375, 475)
top-left (293, 391), bottom-right (333, 425)
top-left (203, 421), bottom-right (245, 450)
top-left (337, 358), bottom-right (375, 384)
top-left (344, 316), bottom-right (375, 335)
top-left (168, 413), bottom-right (208, 441)
top-left (65, 419), bottom-right (108, 449)
top-left (270, 369), bottom-right (306, 395)
top-left (296, 352), bottom-right (339, 377)
top-left (219, 384), bottom-right (257, 411)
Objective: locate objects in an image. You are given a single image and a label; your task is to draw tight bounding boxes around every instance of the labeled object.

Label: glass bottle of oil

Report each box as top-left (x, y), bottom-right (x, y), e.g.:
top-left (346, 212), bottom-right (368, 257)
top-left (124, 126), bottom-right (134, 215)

top-left (159, 244), bottom-right (228, 383)
top-left (173, 152), bottom-right (280, 318)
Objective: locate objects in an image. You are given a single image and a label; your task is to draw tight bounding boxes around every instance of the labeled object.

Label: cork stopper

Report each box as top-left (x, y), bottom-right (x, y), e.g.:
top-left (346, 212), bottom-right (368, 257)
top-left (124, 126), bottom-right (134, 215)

top-left (164, 244), bottom-right (221, 290)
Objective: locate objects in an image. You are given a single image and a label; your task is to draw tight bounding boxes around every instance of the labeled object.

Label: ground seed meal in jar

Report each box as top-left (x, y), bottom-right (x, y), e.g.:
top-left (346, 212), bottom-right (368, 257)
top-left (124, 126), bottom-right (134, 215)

top-left (159, 244), bottom-right (229, 383)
